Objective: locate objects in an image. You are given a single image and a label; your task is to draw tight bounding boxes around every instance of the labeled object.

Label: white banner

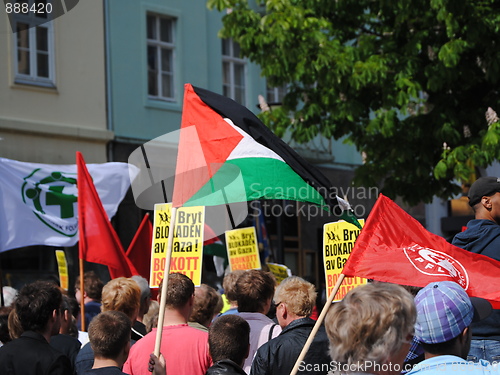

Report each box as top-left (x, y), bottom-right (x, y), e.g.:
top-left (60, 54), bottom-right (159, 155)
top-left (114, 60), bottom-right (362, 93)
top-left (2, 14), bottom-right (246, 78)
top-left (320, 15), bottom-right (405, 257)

top-left (0, 157), bottom-right (139, 252)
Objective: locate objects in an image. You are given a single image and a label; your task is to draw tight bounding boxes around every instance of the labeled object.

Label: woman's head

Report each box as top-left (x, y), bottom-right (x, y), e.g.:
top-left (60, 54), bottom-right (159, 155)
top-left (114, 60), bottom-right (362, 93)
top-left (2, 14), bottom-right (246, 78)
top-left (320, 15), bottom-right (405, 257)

top-left (325, 282), bottom-right (416, 374)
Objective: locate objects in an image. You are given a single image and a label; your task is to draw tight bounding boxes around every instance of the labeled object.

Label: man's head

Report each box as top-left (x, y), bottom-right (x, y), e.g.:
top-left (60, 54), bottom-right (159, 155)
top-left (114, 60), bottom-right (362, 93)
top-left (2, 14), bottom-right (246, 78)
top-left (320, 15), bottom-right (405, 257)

top-left (273, 276), bottom-right (316, 328)
top-left (88, 311), bottom-right (131, 363)
top-left (101, 277), bottom-right (141, 323)
top-left (131, 275), bottom-right (151, 319)
top-left (235, 270), bottom-right (276, 314)
top-left (209, 314), bottom-right (250, 367)
top-left (15, 280), bottom-right (62, 335)
top-left (468, 177), bottom-right (500, 223)
top-left (189, 284), bottom-right (223, 328)
top-left (414, 281), bottom-right (491, 358)
top-left (75, 271), bottom-right (104, 304)
top-left (468, 177), bottom-right (500, 207)
top-left (158, 273), bottom-right (195, 309)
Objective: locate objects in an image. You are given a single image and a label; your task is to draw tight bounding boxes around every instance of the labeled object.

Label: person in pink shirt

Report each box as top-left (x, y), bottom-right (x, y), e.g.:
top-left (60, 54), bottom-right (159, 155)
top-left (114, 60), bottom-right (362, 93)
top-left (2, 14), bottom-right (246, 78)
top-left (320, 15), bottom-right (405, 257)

top-left (123, 273), bottom-right (211, 375)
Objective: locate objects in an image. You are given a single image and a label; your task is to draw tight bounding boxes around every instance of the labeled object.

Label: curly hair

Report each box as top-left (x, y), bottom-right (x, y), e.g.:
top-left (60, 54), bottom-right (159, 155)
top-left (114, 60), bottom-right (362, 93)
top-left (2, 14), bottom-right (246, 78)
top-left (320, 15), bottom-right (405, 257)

top-left (273, 276), bottom-right (316, 317)
top-left (15, 281), bottom-right (62, 333)
top-left (325, 282), bottom-right (416, 374)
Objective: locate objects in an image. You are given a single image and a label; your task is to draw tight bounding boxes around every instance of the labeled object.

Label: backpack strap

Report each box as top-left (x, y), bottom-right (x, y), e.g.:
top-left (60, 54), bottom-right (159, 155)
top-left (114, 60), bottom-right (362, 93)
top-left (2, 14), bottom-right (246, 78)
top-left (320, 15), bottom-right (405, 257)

top-left (268, 323), bottom-right (277, 341)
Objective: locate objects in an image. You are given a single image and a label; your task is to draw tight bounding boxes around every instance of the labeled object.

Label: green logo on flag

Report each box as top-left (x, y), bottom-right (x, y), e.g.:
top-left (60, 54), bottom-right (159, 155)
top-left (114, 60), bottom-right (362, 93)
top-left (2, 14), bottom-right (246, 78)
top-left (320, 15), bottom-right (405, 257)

top-left (21, 169), bottom-right (78, 237)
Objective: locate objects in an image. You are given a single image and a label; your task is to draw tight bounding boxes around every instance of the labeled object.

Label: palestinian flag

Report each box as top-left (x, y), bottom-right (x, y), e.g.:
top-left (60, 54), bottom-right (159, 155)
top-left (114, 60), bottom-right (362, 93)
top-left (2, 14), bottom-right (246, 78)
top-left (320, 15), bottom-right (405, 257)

top-left (172, 84), bottom-right (358, 226)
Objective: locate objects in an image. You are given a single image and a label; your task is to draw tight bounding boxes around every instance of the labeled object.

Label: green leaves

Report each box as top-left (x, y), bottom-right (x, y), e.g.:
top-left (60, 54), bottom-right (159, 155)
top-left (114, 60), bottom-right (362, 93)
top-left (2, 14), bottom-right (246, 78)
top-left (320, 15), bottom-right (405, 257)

top-left (438, 39), bottom-right (469, 68)
top-left (209, 0), bottom-right (500, 204)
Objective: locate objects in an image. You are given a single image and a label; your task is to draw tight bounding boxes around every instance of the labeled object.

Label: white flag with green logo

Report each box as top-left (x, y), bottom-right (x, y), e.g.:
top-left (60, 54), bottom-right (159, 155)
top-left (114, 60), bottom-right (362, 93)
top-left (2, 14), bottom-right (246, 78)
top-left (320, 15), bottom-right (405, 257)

top-left (0, 157), bottom-right (139, 252)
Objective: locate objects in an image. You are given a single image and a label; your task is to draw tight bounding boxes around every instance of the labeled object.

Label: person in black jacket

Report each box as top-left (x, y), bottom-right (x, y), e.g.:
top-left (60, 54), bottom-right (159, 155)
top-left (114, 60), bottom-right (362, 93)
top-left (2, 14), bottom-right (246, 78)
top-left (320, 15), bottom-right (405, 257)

top-left (0, 280), bottom-right (72, 375)
top-left (250, 276), bottom-right (331, 375)
top-left (206, 314), bottom-right (250, 375)
top-left (452, 176), bottom-right (500, 363)
top-left (50, 294), bottom-right (82, 374)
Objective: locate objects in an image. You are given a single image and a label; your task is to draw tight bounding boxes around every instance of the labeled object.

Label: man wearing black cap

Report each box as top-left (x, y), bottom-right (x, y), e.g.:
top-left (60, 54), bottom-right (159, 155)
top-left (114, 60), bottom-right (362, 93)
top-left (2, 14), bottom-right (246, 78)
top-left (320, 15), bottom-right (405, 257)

top-left (452, 176), bottom-right (500, 363)
top-left (405, 281), bottom-right (493, 375)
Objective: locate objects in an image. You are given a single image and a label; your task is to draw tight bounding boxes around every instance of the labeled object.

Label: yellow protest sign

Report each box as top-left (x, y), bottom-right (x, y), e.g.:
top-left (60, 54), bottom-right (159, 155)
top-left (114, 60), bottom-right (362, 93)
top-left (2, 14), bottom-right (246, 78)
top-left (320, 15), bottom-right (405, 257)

top-left (225, 227), bottom-right (261, 271)
top-left (267, 263), bottom-right (291, 284)
top-left (55, 250), bottom-right (68, 290)
top-left (323, 219), bottom-right (366, 301)
top-left (150, 203), bottom-right (205, 287)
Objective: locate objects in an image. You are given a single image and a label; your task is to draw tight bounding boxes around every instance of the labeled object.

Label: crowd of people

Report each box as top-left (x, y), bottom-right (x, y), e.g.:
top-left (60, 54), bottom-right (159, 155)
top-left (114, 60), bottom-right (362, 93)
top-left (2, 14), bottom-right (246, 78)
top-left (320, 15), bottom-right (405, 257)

top-left (0, 176), bottom-right (499, 375)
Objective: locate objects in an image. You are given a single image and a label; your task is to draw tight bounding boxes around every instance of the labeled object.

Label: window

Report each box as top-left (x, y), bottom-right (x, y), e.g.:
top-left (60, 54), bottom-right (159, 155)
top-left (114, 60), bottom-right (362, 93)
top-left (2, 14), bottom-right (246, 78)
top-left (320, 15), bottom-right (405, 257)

top-left (12, 1), bottom-right (55, 86)
top-left (266, 83), bottom-right (287, 104)
top-left (147, 14), bottom-right (175, 101)
top-left (222, 38), bottom-right (246, 105)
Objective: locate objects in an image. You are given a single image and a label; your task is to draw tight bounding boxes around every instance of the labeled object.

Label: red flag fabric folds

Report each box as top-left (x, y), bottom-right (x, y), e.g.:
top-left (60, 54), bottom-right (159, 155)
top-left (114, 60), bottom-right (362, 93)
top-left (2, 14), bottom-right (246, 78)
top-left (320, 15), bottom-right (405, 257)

top-left (126, 213), bottom-right (153, 281)
top-left (343, 194), bottom-right (500, 306)
top-left (77, 152), bottom-right (138, 279)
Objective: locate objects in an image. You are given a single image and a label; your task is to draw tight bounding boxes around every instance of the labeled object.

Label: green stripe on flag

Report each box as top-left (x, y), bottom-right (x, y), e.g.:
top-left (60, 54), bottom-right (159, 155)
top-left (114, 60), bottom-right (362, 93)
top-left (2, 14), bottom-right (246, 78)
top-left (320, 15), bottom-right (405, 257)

top-left (184, 158), bottom-right (328, 208)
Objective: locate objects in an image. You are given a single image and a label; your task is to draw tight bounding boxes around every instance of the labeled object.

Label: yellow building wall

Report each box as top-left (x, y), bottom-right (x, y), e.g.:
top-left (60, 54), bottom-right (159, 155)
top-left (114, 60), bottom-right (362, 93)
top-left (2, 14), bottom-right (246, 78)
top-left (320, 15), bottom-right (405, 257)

top-left (0, 1), bottom-right (112, 164)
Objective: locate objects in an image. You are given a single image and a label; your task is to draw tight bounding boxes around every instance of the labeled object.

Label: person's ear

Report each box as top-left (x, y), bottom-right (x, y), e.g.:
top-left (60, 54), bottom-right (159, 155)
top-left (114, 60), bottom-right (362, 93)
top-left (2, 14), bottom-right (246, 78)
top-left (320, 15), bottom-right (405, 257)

top-left (458, 326), bottom-right (470, 344)
top-left (51, 309), bottom-right (59, 323)
top-left (482, 196), bottom-right (492, 209)
top-left (281, 303), bottom-right (288, 320)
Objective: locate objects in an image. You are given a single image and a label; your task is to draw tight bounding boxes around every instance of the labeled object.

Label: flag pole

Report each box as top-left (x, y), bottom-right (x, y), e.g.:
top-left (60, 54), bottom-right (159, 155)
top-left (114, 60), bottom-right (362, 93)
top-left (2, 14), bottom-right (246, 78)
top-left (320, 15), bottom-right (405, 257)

top-left (289, 273), bottom-right (346, 375)
top-left (154, 206), bottom-right (177, 357)
top-left (79, 258), bottom-right (86, 331)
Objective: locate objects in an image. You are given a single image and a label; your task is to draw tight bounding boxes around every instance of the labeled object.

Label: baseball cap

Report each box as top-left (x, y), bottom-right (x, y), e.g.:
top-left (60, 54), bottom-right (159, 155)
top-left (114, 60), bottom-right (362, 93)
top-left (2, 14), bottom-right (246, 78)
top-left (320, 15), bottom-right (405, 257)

top-left (414, 281), bottom-right (492, 344)
top-left (468, 176), bottom-right (500, 206)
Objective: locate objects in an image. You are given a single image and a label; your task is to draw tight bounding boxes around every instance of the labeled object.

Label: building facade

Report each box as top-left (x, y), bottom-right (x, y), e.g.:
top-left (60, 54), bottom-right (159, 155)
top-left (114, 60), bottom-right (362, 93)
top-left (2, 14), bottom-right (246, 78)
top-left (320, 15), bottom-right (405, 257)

top-left (0, 1), bottom-right (110, 288)
top-left (0, 0), bottom-right (370, 292)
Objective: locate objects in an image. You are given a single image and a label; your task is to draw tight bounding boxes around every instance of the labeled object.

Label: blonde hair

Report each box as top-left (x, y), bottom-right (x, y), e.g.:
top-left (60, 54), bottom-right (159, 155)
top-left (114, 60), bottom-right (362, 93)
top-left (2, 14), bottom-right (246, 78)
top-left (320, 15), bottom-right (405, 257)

top-left (325, 283), bottom-right (416, 374)
top-left (101, 278), bottom-right (141, 322)
top-left (273, 276), bottom-right (316, 317)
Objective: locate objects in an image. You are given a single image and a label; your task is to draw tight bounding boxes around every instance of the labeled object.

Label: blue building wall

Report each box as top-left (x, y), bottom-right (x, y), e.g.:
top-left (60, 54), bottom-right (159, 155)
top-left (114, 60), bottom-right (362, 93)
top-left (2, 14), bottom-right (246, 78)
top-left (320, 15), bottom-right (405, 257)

top-left (105, 0), bottom-right (268, 143)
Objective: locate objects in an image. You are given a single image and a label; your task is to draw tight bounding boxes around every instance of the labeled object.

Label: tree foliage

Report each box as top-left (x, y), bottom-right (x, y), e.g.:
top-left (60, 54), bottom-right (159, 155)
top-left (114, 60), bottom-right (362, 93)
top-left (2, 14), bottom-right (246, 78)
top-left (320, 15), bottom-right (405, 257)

top-left (208, 0), bottom-right (500, 205)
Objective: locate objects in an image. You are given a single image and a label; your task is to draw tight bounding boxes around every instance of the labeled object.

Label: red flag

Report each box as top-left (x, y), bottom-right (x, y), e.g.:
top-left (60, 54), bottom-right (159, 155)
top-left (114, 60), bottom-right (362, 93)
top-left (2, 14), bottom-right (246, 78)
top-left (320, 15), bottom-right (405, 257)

top-left (77, 152), bottom-right (138, 278)
top-left (126, 213), bottom-right (153, 281)
top-left (343, 194), bottom-right (500, 306)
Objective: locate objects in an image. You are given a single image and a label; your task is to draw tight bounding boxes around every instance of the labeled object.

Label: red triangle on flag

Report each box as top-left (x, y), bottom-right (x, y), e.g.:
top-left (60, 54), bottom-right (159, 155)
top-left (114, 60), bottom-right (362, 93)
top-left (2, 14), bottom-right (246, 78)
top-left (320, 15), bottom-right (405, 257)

top-left (172, 84), bottom-right (243, 207)
top-left (126, 213), bottom-right (153, 281)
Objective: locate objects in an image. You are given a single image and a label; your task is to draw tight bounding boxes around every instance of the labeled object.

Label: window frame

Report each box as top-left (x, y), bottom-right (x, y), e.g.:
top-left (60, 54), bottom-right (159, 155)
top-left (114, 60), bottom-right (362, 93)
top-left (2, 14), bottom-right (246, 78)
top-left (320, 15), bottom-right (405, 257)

top-left (222, 38), bottom-right (246, 106)
top-left (146, 13), bottom-right (176, 102)
top-left (11, 8), bottom-right (55, 87)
